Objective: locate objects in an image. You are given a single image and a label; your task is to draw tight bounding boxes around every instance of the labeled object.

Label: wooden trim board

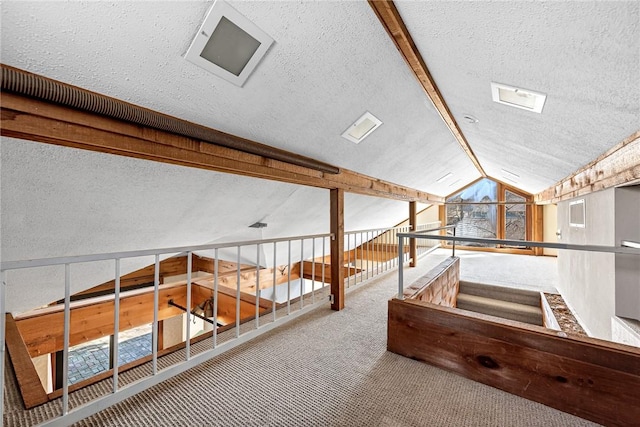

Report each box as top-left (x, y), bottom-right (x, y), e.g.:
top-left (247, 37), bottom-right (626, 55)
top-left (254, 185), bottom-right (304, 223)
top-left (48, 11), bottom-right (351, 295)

top-left (535, 131), bottom-right (640, 204)
top-left (4, 314), bottom-right (50, 408)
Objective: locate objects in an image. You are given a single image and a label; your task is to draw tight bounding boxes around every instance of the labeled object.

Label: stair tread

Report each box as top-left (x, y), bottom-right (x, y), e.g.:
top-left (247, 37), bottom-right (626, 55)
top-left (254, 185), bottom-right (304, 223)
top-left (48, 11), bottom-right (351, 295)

top-left (458, 281), bottom-right (540, 305)
top-left (457, 293), bottom-right (541, 315)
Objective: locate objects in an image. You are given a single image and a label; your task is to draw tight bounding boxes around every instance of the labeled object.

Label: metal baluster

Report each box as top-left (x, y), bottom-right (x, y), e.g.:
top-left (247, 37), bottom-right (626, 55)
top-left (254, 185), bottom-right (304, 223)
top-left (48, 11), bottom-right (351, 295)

top-left (398, 236), bottom-right (404, 300)
top-left (272, 242), bottom-right (277, 322)
top-left (113, 259), bottom-right (120, 392)
top-left (360, 232), bottom-right (364, 284)
top-left (62, 264), bottom-right (71, 415)
top-left (347, 233), bottom-right (351, 288)
top-left (213, 250), bottom-right (219, 348)
top-left (311, 238), bottom-right (316, 304)
top-left (236, 246), bottom-right (241, 338)
top-left (300, 239), bottom-right (304, 308)
top-left (186, 252), bottom-right (192, 360)
top-left (322, 236), bottom-right (326, 290)
top-left (287, 240), bottom-right (291, 315)
top-left (367, 231), bottom-right (371, 279)
top-left (256, 244), bottom-right (261, 329)
top-left (152, 255), bottom-right (159, 374)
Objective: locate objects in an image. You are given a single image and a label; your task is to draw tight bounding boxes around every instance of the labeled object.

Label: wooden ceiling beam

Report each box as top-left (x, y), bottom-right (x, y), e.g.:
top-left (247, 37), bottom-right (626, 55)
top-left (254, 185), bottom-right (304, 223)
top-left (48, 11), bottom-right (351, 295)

top-left (1, 91), bottom-right (442, 204)
top-left (368, 0), bottom-right (487, 177)
top-left (535, 131), bottom-right (640, 204)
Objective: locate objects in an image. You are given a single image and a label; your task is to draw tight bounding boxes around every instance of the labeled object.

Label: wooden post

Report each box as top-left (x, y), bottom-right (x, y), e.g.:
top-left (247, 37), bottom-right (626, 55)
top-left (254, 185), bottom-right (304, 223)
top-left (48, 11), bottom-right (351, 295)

top-left (409, 201), bottom-right (417, 267)
top-left (330, 189), bottom-right (345, 310)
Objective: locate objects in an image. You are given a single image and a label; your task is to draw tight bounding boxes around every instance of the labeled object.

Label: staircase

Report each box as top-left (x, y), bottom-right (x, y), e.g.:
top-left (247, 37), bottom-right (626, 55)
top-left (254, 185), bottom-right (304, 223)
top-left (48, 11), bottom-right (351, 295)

top-left (456, 281), bottom-right (543, 326)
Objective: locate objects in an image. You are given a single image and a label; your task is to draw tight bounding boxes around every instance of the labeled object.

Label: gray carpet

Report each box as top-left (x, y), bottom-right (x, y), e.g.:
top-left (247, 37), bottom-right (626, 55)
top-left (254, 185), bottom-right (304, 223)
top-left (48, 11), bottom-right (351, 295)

top-left (5, 251), bottom-right (597, 426)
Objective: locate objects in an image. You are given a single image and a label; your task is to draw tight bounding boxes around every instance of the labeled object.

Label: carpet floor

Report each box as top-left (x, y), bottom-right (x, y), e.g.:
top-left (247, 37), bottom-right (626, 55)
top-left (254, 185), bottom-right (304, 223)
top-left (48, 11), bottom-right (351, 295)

top-left (5, 250), bottom-right (597, 426)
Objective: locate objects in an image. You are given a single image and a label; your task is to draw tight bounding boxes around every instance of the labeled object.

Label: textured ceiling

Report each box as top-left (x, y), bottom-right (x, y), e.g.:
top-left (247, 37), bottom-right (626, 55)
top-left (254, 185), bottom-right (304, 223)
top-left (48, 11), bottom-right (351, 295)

top-left (1, 1), bottom-right (638, 310)
top-left (396, 0), bottom-right (640, 193)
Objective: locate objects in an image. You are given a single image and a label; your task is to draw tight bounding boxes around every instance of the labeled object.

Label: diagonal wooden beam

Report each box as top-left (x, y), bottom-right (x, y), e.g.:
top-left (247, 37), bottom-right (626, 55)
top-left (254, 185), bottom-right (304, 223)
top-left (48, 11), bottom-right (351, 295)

top-left (535, 131), bottom-right (640, 204)
top-left (368, 0), bottom-right (486, 177)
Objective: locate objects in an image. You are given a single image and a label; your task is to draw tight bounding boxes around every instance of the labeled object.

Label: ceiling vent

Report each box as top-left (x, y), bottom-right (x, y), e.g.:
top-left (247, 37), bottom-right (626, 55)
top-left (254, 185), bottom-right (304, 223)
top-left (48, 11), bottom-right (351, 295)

top-left (501, 168), bottom-right (520, 183)
top-left (436, 172), bottom-right (453, 183)
top-left (185, 0), bottom-right (274, 87)
top-left (491, 82), bottom-right (546, 113)
top-left (341, 112), bottom-right (382, 144)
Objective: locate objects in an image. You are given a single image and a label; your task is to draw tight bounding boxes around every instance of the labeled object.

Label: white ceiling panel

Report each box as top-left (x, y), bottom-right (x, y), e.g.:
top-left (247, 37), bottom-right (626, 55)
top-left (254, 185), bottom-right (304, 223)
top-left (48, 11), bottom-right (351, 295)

top-left (396, 0), bottom-right (640, 194)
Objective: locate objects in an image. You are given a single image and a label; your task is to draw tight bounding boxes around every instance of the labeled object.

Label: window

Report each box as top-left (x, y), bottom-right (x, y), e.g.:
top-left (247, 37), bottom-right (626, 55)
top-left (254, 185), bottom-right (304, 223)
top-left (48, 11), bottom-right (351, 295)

top-left (444, 178), bottom-right (532, 251)
top-left (504, 190), bottom-right (527, 246)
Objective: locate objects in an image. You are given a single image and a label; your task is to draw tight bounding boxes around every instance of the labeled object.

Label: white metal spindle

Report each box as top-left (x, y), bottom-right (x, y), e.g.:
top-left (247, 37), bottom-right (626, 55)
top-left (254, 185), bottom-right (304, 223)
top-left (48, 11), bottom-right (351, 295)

top-left (152, 255), bottom-right (159, 375)
top-left (385, 229), bottom-right (389, 272)
top-left (236, 246), bottom-right (241, 338)
top-left (311, 238), bottom-right (316, 304)
top-left (346, 233), bottom-right (350, 289)
top-left (113, 259), bottom-right (120, 392)
top-left (256, 244), bottom-right (260, 329)
top-left (213, 249), bottom-right (219, 348)
top-left (360, 232), bottom-right (364, 284)
top-left (367, 231), bottom-right (370, 279)
top-left (287, 240), bottom-right (291, 315)
top-left (272, 242), bottom-right (277, 322)
top-left (186, 252), bottom-right (192, 360)
top-left (322, 236), bottom-right (326, 290)
top-left (62, 263), bottom-right (71, 415)
top-left (300, 239), bottom-right (304, 308)
top-left (398, 235), bottom-right (404, 300)
top-left (377, 229), bottom-right (380, 275)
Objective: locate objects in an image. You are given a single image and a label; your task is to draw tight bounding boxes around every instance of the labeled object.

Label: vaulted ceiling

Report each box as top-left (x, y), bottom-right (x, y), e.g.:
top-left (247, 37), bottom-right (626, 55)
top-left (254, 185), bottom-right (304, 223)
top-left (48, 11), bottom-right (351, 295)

top-left (1, 1), bottom-right (638, 311)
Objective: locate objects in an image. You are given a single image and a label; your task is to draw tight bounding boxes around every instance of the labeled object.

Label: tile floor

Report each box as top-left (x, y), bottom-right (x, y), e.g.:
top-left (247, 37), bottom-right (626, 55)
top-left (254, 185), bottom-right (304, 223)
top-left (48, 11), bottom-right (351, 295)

top-left (67, 325), bottom-right (152, 384)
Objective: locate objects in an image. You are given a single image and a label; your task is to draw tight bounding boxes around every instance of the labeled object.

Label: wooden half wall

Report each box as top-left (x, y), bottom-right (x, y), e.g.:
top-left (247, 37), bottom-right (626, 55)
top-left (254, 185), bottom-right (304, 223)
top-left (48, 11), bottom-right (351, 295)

top-left (388, 298), bottom-right (640, 426)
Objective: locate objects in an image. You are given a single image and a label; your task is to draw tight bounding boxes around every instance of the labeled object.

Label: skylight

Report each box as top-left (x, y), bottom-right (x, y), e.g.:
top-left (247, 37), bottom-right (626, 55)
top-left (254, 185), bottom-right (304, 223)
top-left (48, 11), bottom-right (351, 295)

top-left (491, 82), bottom-right (546, 113)
top-left (341, 112), bottom-right (382, 144)
top-left (185, 0), bottom-right (274, 87)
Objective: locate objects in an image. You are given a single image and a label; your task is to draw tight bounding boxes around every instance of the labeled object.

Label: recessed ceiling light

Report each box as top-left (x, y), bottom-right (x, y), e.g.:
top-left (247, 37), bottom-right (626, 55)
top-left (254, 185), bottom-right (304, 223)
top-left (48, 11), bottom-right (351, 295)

top-left (185, 0), bottom-right (274, 87)
top-left (436, 172), bottom-right (454, 183)
top-left (491, 82), bottom-right (546, 113)
top-left (341, 112), bottom-right (382, 144)
top-left (448, 179), bottom-right (462, 187)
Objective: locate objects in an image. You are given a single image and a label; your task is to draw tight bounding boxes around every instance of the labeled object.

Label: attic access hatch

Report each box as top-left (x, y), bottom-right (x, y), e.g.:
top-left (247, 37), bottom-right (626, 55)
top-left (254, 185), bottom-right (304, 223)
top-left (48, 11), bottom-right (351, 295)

top-left (491, 82), bottom-right (547, 113)
top-left (185, 0), bottom-right (274, 87)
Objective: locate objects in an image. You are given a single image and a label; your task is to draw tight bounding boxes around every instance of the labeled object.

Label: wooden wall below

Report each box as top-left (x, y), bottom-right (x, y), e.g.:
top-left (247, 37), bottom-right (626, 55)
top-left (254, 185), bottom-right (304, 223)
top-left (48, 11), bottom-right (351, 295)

top-left (388, 298), bottom-right (640, 427)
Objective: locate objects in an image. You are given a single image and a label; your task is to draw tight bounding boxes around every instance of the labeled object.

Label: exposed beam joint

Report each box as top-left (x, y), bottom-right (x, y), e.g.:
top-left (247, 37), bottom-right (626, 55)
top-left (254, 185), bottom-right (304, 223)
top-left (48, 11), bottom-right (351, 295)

top-left (368, 0), bottom-right (487, 177)
top-left (535, 131), bottom-right (640, 204)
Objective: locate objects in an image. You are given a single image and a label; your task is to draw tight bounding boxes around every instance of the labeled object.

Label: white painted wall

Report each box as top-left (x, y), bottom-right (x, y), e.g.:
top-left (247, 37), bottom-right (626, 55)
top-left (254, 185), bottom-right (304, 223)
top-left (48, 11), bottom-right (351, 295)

top-left (542, 204), bottom-right (558, 256)
top-left (557, 188), bottom-right (615, 340)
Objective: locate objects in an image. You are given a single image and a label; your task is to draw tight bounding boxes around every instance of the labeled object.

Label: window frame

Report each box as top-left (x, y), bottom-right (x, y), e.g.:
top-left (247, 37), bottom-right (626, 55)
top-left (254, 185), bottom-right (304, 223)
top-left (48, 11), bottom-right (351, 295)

top-left (440, 178), bottom-right (535, 255)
